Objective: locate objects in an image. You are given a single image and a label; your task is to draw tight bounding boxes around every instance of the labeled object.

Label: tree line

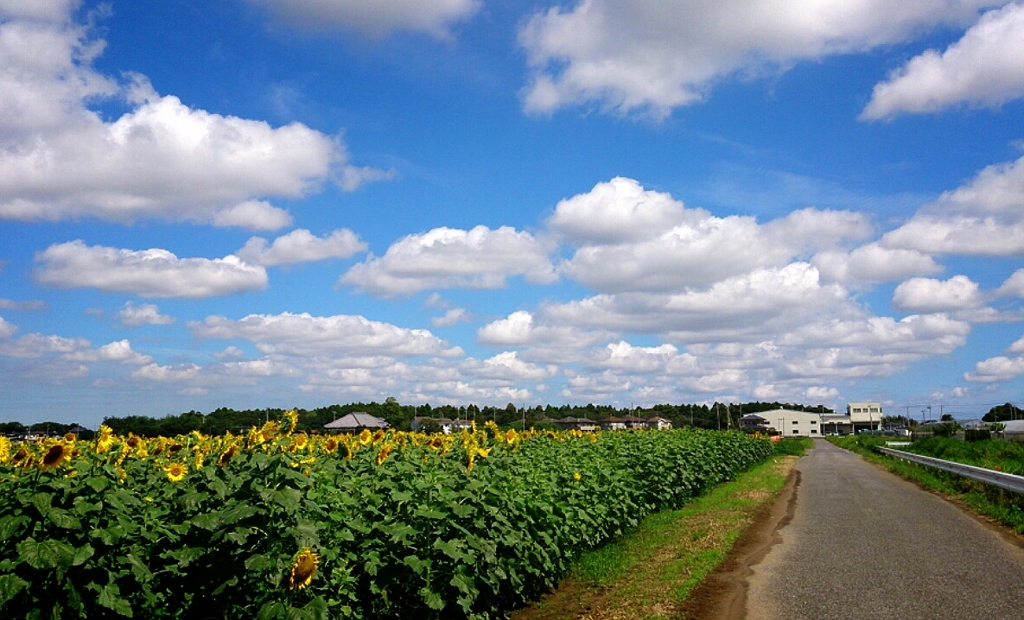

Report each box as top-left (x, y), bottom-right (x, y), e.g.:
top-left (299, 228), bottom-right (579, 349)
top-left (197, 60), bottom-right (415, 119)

top-left (68, 399), bottom-right (831, 437)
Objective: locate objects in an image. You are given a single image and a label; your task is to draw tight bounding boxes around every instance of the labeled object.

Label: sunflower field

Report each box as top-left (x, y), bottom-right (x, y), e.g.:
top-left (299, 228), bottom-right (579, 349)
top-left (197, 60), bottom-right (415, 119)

top-left (0, 413), bottom-right (773, 619)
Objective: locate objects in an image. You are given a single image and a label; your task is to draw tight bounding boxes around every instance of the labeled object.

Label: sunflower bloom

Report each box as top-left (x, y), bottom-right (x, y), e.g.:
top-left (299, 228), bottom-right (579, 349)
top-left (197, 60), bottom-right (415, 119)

top-left (375, 443), bottom-right (396, 466)
top-left (358, 429), bottom-right (372, 445)
top-left (165, 462), bottom-right (188, 482)
top-left (288, 548), bottom-right (319, 590)
top-left (96, 425), bottom-right (114, 453)
top-left (40, 443), bottom-right (69, 469)
top-left (217, 444), bottom-right (239, 467)
top-left (323, 437), bottom-right (339, 454)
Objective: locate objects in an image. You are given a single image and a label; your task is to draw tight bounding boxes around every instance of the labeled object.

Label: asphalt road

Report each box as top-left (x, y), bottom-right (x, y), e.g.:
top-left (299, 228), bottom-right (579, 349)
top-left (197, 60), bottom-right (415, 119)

top-left (745, 439), bottom-right (1024, 620)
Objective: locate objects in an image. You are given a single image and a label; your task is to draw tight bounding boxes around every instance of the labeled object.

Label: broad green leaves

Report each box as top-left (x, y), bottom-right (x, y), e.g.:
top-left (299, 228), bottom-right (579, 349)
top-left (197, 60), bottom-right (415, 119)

top-left (0, 424), bottom-right (772, 619)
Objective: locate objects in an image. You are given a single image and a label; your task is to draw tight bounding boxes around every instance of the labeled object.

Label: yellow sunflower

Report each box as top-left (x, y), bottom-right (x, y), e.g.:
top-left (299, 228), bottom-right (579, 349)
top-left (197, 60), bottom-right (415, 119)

top-left (96, 425), bottom-right (114, 453)
top-left (288, 548), bottom-right (320, 590)
top-left (217, 444), bottom-right (239, 467)
top-left (375, 443), bottom-right (396, 466)
top-left (40, 443), bottom-right (69, 469)
top-left (165, 462), bottom-right (188, 482)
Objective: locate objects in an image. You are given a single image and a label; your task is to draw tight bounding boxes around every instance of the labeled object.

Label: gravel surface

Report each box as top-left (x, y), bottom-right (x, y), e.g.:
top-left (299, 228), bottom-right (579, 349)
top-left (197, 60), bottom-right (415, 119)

top-left (745, 439), bottom-right (1024, 620)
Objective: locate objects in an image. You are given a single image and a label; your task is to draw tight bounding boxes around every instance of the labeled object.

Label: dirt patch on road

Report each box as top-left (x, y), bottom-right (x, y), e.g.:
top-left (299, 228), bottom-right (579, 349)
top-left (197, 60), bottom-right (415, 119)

top-left (675, 467), bottom-right (800, 620)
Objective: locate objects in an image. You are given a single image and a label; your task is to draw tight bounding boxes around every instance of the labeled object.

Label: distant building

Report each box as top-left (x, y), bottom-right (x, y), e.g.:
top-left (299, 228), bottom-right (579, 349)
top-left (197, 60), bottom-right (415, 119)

top-left (323, 412), bottom-right (390, 432)
top-left (819, 402), bottom-right (883, 435)
top-left (410, 417), bottom-right (473, 434)
top-left (740, 409), bottom-right (822, 437)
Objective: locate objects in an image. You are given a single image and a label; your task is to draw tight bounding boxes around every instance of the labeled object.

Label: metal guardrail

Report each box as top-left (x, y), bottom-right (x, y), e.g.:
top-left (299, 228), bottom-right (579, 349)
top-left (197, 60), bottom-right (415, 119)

top-left (876, 446), bottom-right (1024, 495)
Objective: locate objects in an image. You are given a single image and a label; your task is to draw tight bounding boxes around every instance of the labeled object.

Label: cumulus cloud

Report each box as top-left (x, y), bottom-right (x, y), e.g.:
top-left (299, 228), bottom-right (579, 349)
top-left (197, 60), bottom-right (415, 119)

top-left (477, 310), bottom-right (612, 363)
top-left (188, 312), bottom-right (462, 358)
top-left (211, 201), bottom-right (294, 231)
top-left (552, 178), bottom-right (874, 293)
top-left (66, 339), bottom-right (153, 365)
top-left (997, 269), bottom-right (1024, 297)
top-left (34, 240), bottom-right (267, 298)
top-left (547, 177), bottom-right (688, 244)
top-left (892, 275), bottom-right (983, 312)
top-left (248, 0), bottom-right (480, 37)
top-left (114, 302), bottom-right (176, 327)
top-left (965, 354), bottom-right (1024, 381)
top-left (882, 155), bottom-right (1024, 255)
top-left (812, 243), bottom-right (943, 286)
top-left (519, 0), bottom-right (999, 118)
top-left (545, 263), bottom-right (848, 339)
top-left (862, 3), bottom-right (1024, 120)
top-left (237, 228), bottom-right (367, 266)
top-left (339, 226), bottom-right (558, 297)
top-left (430, 308), bottom-right (471, 327)
top-left (0, 7), bottom-right (386, 225)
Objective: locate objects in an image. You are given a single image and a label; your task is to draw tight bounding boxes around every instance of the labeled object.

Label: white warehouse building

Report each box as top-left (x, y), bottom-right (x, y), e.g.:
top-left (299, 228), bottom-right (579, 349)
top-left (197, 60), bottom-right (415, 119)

top-left (740, 409), bottom-right (822, 437)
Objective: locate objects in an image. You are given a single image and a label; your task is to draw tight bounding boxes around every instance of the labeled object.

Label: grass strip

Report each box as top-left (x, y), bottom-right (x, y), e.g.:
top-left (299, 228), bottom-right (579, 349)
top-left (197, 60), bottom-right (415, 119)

top-left (512, 439), bottom-right (808, 620)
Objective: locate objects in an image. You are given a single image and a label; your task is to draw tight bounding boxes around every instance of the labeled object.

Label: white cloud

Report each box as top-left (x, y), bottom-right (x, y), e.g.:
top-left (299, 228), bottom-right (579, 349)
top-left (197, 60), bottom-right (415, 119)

top-left (475, 351), bottom-right (557, 381)
top-left (546, 263), bottom-right (847, 338)
top-left (114, 302), bottom-right (176, 327)
top-left (34, 240), bottom-right (267, 298)
top-left (762, 207), bottom-right (876, 253)
top-left (67, 339), bottom-right (153, 365)
top-left (0, 298), bottom-right (47, 311)
top-left (188, 312), bottom-right (462, 358)
top-left (965, 355), bottom-right (1024, 382)
top-left (882, 155), bottom-right (1024, 256)
top-left (519, 0), bottom-right (1000, 118)
top-left (547, 177), bottom-right (688, 244)
top-left (892, 275), bottom-right (983, 312)
top-left (132, 363), bottom-right (202, 383)
top-left (998, 269), bottom-right (1024, 297)
top-left (862, 3), bottom-right (1024, 120)
top-left (813, 243), bottom-right (943, 285)
top-left (339, 226), bottom-right (558, 297)
top-left (552, 179), bottom-right (874, 293)
top-left (477, 310), bottom-right (612, 363)
top-left (0, 7), bottom-right (386, 225)
top-left (237, 228), bottom-right (367, 266)
top-left (212, 201), bottom-right (294, 231)
top-left (589, 341), bottom-right (684, 373)
top-left (0, 316), bottom-right (19, 339)
top-left (248, 0), bottom-right (481, 38)
top-left (430, 308), bottom-right (471, 327)
top-left (1011, 335), bottom-right (1024, 353)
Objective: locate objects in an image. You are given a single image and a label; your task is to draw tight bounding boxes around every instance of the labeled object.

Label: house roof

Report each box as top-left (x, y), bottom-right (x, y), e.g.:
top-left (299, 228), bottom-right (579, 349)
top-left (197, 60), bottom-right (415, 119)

top-left (323, 412), bottom-right (390, 430)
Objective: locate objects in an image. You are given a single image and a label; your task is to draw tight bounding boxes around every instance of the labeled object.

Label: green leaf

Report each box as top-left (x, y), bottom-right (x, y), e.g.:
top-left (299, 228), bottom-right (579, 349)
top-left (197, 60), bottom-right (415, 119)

top-left (123, 553), bottom-right (153, 583)
top-left (271, 487), bottom-right (302, 510)
top-left (0, 573), bottom-right (30, 607)
top-left (390, 489), bottom-right (413, 503)
top-left (92, 524), bottom-right (126, 546)
top-left (191, 512), bottom-right (221, 530)
top-left (84, 476), bottom-right (110, 493)
top-left (47, 508), bottom-right (82, 531)
top-left (28, 492), bottom-right (52, 518)
top-left (72, 543), bottom-right (95, 567)
top-left (419, 586), bottom-right (445, 611)
top-left (17, 538), bottom-right (76, 571)
top-left (0, 515), bottom-right (30, 541)
top-left (402, 554), bottom-right (431, 575)
top-left (97, 582), bottom-right (134, 617)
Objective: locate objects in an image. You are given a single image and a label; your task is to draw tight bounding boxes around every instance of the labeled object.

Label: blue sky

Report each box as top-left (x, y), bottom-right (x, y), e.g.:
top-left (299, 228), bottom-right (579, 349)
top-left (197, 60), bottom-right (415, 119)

top-left (2, 0), bottom-right (1023, 428)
